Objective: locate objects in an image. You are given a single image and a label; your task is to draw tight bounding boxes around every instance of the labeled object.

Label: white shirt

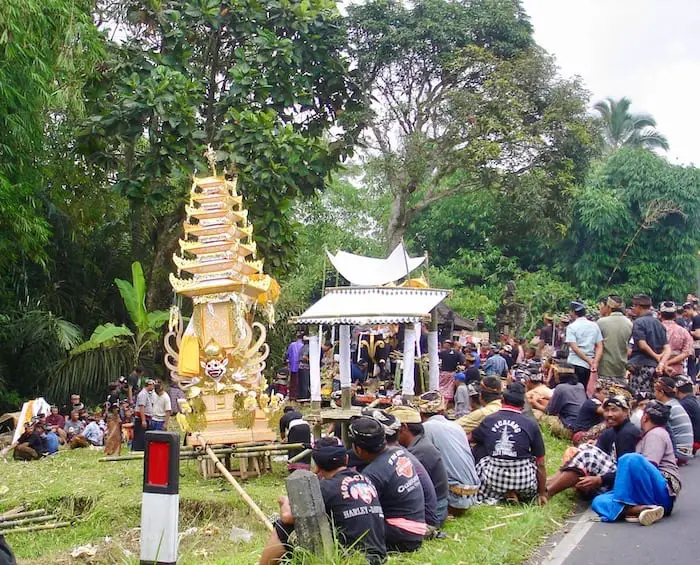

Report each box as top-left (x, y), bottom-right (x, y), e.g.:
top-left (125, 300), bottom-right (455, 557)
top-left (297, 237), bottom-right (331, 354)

top-left (152, 392), bottom-right (172, 421)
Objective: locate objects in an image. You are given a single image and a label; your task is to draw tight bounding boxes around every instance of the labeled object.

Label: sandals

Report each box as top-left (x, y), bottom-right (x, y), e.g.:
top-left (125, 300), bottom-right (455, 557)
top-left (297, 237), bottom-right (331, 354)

top-left (626, 505), bottom-right (664, 526)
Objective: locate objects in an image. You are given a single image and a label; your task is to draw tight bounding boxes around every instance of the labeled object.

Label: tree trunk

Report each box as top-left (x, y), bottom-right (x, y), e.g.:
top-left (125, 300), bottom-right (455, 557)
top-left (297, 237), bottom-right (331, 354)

top-left (146, 206), bottom-right (185, 312)
top-left (386, 191), bottom-right (409, 253)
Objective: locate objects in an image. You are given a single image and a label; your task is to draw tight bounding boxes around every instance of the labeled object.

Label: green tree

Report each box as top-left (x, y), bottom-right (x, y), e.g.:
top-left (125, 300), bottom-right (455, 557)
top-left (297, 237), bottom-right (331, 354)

top-left (567, 149), bottom-right (700, 299)
top-left (348, 0), bottom-right (594, 251)
top-left (593, 97), bottom-right (669, 152)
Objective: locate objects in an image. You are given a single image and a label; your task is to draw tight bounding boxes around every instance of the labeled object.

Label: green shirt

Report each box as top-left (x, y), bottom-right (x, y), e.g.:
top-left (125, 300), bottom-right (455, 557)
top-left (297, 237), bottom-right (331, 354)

top-left (597, 312), bottom-right (633, 378)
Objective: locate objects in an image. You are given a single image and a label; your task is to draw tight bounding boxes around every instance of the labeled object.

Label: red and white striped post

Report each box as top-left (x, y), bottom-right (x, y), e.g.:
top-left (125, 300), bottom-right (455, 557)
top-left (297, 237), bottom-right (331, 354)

top-left (140, 431), bottom-right (180, 565)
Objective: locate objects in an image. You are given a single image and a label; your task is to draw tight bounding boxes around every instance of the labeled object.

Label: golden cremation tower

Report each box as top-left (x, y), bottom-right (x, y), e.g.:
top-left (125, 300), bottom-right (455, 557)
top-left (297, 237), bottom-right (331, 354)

top-left (164, 169), bottom-right (281, 446)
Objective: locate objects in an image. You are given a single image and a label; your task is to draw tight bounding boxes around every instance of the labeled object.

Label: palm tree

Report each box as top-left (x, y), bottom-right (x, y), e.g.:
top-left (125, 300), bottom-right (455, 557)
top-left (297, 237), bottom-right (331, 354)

top-left (593, 97), bottom-right (669, 152)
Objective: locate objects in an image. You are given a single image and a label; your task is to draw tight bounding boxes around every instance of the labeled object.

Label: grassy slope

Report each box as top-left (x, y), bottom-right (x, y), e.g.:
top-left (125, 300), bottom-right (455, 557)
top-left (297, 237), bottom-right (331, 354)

top-left (0, 429), bottom-right (575, 564)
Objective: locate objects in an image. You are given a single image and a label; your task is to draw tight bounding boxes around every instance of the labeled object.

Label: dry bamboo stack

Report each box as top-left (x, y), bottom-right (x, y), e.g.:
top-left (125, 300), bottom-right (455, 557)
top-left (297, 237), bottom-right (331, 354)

top-left (0, 507), bottom-right (69, 535)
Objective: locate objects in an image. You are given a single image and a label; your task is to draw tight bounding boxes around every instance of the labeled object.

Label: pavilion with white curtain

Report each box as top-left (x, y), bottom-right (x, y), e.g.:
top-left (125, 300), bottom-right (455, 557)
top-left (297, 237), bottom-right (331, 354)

top-left (292, 244), bottom-right (449, 408)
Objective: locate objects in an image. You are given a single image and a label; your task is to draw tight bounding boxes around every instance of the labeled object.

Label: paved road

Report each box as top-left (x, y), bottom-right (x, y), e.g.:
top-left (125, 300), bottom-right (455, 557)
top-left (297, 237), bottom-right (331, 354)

top-left (559, 459), bottom-right (700, 565)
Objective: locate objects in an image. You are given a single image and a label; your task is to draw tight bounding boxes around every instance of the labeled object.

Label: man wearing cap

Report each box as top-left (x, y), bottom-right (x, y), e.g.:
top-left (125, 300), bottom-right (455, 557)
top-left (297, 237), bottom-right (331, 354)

top-left (391, 405), bottom-right (450, 526)
top-left (416, 391), bottom-right (480, 515)
top-left (366, 409), bottom-right (440, 530)
top-left (438, 340), bottom-right (463, 403)
top-left (654, 376), bottom-right (693, 461)
top-left (349, 417), bottom-right (426, 552)
top-left (453, 372), bottom-right (470, 418)
top-left (132, 379), bottom-right (155, 451)
top-left (565, 301), bottom-right (603, 392)
top-left (658, 301), bottom-right (693, 376)
top-left (471, 382), bottom-right (547, 505)
top-left (482, 344), bottom-right (508, 379)
top-left (547, 394), bottom-right (640, 500)
top-left (591, 400), bottom-right (681, 526)
top-left (675, 375), bottom-right (700, 453)
top-left (596, 295), bottom-right (633, 387)
top-left (628, 294), bottom-right (670, 395)
top-left (260, 436), bottom-right (386, 565)
top-left (457, 376), bottom-right (503, 434)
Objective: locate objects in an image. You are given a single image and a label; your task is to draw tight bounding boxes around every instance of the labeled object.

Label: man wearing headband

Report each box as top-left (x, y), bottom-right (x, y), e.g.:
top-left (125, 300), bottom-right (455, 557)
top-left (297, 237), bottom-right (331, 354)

top-left (260, 436), bottom-right (386, 565)
top-left (349, 417), bottom-right (426, 552)
top-left (675, 375), bottom-right (700, 453)
top-left (565, 300), bottom-right (603, 392)
top-left (373, 410), bottom-right (440, 530)
top-left (596, 295), bottom-right (633, 387)
top-left (547, 394), bottom-right (639, 500)
top-left (658, 301), bottom-right (693, 376)
top-left (417, 392), bottom-right (480, 516)
top-left (591, 400), bottom-right (680, 526)
top-left (654, 376), bottom-right (693, 461)
top-left (471, 382), bottom-right (547, 505)
top-left (392, 405), bottom-right (450, 527)
top-left (541, 363), bottom-right (586, 440)
top-left (628, 294), bottom-right (670, 396)
top-left (457, 376), bottom-right (503, 434)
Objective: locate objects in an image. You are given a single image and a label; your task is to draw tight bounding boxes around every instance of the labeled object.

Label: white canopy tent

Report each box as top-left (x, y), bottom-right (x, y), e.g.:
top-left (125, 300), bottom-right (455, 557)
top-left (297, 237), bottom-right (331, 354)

top-left (293, 286), bottom-right (449, 398)
top-left (326, 243), bottom-right (426, 286)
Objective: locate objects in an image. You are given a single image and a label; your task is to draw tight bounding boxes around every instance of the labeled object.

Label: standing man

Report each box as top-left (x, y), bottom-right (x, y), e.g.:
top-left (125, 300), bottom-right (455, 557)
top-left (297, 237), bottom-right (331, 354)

top-left (438, 340), bottom-right (463, 403)
top-left (680, 302), bottom-right (698, 379)
top-left (565, 301), bottom-right (603, 393)
top-left (128, 367), bottom-right (144, 405)
top-left (658, 301), bottom-right (693, 377)
top-left (482, 343), bottom-right (508, 379)
top-left (540, 314), bottom-right (557, 349)
top-left (285, 332), bottom-right (305, 401)
top-left (151, 382), bottom-right (172, 430)
top-left (132, 379), bottom-right (155, 451)
top-left (628, 295), bottom-right (670, 395)
top-left (596, 295), bottom-right (633, 387)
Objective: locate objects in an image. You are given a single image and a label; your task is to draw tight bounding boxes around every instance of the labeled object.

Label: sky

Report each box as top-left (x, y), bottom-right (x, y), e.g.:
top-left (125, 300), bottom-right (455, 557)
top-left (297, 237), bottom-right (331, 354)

top-left (522, 0), bottom-right (700, 165)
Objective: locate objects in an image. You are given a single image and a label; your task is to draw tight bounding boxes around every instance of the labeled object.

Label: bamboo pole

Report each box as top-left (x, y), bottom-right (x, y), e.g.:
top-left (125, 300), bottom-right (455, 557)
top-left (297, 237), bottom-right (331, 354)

top-left (231, 450), bottom-right (289, 458)
top-left (0, 521), bottom-right (70, 535)
top-left (288, 448), bottom-right (312, 464)
top-left (1, 509), bottom-right (44, 521)
top-left (195, 434), bottom-right (273, 533)
top-left (0, 506), bottom-right (26, 519)
top-left (0, 515), bottom-right (56, 528)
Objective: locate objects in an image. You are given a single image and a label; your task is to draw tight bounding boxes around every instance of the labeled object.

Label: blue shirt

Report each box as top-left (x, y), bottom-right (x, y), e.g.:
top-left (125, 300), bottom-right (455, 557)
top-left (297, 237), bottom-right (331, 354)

top-left (483, 353), bottom-right (508, 377)
top-left (44, 432), bottom-right (59, 454)
top-left (566, 316), bottom-right (603, 369)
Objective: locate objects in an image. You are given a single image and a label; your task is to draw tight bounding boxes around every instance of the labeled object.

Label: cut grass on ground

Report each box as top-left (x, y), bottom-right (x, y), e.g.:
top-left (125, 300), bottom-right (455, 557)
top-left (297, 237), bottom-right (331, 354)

top-left (0, 428), bottom-right (576, 564)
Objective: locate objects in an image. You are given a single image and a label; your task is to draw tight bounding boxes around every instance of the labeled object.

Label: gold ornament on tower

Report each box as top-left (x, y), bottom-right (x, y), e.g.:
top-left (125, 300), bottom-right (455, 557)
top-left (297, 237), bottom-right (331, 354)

top-left (164, 151), bottom-right (282, 445)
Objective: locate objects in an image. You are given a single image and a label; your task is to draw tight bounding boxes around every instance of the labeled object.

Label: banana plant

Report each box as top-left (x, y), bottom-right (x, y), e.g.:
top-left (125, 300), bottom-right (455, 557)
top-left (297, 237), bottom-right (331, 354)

top-left (52, 262), bottom-right (170, 400)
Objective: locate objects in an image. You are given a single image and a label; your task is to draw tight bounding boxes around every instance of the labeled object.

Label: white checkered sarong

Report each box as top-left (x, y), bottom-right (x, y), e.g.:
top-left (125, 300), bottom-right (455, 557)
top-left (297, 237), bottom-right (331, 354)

top-left (475, 456), bottom-right (538, 505)
top-left (561, 444), bottom-right (616, 477)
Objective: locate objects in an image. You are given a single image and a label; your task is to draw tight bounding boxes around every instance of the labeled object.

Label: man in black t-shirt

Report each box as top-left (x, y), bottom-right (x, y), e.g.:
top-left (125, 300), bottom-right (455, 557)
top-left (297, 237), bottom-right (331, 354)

top-left (547, 394), bottom-right (639, 499)
top-left (572, 384), bottom-right (607, 442)
top-left (279, 406), bottom-right (311, 470)
top-left (260, 437), bottom-right (386, 565)
top-left (471, 382), bottom-right (547, 505)
top-left (350, 417), bottom-right (426, 552)
top-left (628, 295), bottom-right (670, 395)
top-left (676, 376), bottom-right (700, 452)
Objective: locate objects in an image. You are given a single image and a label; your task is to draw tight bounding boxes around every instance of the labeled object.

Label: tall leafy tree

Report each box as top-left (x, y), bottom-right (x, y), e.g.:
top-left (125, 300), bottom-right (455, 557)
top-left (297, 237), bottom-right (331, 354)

top-left (594, 97), bottom-right (669, 152)
top-left (348, 0), bottom-right (594, 250)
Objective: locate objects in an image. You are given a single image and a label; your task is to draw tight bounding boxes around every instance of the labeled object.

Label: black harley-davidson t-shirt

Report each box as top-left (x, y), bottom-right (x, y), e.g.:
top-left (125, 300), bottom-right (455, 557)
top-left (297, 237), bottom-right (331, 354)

top-left (319, 469), bottom-right (387, 564)
top-left (361, 447), bottom-right (426, 547)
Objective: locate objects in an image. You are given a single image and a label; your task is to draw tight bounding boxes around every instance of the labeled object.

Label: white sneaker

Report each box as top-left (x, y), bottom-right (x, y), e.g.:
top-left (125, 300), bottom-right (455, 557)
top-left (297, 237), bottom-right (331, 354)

top-left (638, 505), bottom-right (664, 526)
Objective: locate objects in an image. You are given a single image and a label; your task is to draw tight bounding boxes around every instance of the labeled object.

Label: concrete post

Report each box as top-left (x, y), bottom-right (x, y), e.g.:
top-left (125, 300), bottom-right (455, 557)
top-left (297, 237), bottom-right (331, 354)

top-left (286, 470), bottom-right (334, 558)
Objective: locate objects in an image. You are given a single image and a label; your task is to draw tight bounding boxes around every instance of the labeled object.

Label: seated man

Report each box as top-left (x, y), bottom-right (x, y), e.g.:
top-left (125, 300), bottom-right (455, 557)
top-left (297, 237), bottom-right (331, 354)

top-left (675, 375), bottom-right (700, 453)
top-left (525, 370), bottom-right (552, 420)
top-left (365, 409), bottom-right (440, 531)
top-left (592, 400), bottom-right (681, 525)
top-left (350, 417), bottom-right (426, 552)
top-left (654, 376), bottom-right (693, 461)
top-left (63, 411), bottom-right (85, 446)
top-left (457, 376), bottom-right (503, 435)
top-left (82, 415), bottom-right (104, 446)
top-left (279, 406), bottom-right (311, 471)
top-left (541, 364), bottom-right (586, 439)
top-left (260, 437), bottom-right (386, 565)
top-left (571, 383), bottom-right (608, 445)
top-left (417, 391), bottom-right (480, 515)
top-left (547, 394), bottom-right (639, 498)
top-left (392, 405), bottom-right (450, 527)
top-left (471, 382), bottom-right (547, 505)
top-left (45, 406), bottom-right (67, 443)
top-left (12, 422), bottom-right (48, 461)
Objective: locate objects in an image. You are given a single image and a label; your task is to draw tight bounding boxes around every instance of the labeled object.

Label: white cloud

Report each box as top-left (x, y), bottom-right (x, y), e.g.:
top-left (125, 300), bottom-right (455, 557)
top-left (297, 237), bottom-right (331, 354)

top-left (522, 0), bottom-right (700, 165)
